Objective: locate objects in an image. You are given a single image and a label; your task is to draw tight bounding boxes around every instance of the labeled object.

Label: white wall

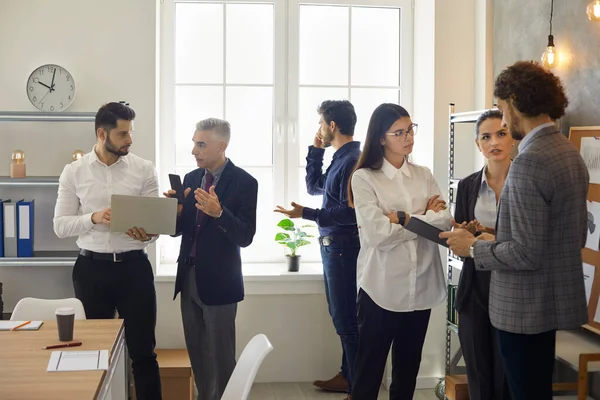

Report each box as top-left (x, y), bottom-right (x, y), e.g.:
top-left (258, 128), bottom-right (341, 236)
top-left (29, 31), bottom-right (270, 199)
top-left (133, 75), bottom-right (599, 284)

top-left (0, 0), bottom-right (492, 386)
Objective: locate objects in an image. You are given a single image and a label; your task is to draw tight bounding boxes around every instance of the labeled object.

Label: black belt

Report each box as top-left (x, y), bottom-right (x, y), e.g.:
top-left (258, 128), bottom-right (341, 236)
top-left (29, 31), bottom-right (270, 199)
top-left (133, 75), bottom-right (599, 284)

top-left (319, 233), bottom-right (360, 247)
top-left (79, 249), bottom-right (147, 263)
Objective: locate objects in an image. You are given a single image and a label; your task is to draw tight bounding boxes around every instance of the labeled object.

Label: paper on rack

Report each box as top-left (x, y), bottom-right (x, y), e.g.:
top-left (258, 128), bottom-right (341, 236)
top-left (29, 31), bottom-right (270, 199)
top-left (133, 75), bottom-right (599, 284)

top-left (47, 350), bottom-right (109, 372)
top-left (583, 263), bottom-right (595, 306)
top-left (586, 200), bottom-right (600, 251)
top-left (595, 297), bottom-right (600, 324)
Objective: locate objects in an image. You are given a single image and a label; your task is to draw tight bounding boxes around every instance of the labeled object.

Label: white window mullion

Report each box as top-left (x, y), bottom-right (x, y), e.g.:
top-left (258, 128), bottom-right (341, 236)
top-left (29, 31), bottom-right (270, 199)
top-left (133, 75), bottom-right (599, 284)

top-left (274, 0), bottom-right (288, 217)
top-left (286, 0), bottom-right (301, 208)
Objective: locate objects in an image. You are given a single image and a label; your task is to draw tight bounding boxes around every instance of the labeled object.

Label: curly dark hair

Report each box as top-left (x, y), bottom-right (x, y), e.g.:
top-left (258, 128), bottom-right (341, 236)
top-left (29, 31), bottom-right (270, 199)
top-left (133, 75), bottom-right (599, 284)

top-left (493, 60), bottom-right (568, 120)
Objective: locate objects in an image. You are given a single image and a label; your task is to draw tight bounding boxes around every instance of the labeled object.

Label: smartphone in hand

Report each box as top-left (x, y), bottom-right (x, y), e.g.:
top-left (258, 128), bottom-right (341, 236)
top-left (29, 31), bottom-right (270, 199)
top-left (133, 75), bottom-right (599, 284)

top-left (168, 174), bottom-right (185, 204)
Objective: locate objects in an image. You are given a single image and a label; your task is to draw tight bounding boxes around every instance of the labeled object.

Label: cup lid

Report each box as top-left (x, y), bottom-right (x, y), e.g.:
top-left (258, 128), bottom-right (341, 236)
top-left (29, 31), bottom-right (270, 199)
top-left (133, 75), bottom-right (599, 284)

top-left (55, 307), bottom-right (75, 315)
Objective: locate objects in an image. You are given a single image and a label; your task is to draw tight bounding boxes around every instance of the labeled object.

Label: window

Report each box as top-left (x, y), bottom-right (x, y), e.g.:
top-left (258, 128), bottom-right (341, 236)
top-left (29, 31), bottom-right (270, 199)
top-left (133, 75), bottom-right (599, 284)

top-left (158, 0), bottom-right (413, 272)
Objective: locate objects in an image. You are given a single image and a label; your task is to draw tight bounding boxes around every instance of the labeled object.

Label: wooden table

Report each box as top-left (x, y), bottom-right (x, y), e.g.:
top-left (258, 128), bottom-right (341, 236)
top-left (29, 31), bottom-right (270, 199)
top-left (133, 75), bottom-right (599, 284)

top-left (0, 319), bottom-right (127, 400)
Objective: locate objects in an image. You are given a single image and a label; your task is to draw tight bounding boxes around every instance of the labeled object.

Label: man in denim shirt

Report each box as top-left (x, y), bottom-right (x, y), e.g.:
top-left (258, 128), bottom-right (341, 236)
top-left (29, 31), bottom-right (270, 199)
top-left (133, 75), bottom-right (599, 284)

top-left (275, 100), bottom-right (360, 399)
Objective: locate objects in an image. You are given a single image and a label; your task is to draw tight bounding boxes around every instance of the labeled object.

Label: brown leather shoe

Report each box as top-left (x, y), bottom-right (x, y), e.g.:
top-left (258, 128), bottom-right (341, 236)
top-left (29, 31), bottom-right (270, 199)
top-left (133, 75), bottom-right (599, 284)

top-left (313, 372), bottom-right (349, 393)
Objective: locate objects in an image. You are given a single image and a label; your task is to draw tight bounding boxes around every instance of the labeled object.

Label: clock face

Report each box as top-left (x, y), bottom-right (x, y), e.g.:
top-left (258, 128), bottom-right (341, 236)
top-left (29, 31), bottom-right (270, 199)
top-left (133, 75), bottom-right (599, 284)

top-left (26, 64), bottom-right (76, 112)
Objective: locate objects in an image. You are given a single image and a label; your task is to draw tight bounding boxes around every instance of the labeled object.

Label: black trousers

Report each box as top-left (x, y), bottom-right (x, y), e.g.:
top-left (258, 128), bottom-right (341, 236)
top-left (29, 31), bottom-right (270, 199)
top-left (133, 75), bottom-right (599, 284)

top-left (496, 328), bottom-right (556, 400)
top-left (352, 289), bottom-right (431, 400)
top-left (73, 253), bottom-right (162, 400)
top-left (458, 298), bottom-right (510, 400)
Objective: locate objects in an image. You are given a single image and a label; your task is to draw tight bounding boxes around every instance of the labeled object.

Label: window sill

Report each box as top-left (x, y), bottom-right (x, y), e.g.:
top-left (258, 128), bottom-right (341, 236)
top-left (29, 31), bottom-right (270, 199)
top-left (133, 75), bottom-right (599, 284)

top-left (155, 262), bottom-right (326, 295)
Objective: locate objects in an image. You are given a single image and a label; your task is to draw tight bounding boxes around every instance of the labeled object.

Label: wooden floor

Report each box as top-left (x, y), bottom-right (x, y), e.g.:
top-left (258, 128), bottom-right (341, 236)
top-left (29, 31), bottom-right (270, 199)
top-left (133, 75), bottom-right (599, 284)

top-left (248, 383), bottom-right (438, 400)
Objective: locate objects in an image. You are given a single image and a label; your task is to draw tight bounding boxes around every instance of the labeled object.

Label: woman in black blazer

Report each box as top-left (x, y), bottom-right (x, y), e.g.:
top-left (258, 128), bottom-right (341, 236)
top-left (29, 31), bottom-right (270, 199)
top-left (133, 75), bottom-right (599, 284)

top-left (454, 110), bottom-right (513, 400)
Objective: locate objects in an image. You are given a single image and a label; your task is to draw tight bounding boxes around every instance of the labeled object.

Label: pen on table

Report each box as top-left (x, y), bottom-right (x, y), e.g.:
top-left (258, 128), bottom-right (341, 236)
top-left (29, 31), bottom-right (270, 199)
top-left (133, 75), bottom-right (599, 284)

top-left (43, 342), bottom-right (83, 350)
top-left (11, 321), bottom-right (31, 331)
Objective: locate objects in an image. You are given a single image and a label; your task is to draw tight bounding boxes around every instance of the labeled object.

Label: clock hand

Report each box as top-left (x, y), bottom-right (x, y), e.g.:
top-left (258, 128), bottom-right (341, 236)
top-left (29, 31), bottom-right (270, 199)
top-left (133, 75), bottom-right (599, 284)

top-left (50, 69), bottom-right (56, 91)
top-left (37, 81), bottom-right (52, 90)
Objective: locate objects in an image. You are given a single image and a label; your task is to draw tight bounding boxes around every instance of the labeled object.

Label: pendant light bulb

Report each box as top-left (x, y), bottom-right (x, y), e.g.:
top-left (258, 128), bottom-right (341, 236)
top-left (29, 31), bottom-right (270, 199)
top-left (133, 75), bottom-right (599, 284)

top-left (587, 0), bottom-right (600, 21)
top-left (541, 35), bottom-right (557, 69)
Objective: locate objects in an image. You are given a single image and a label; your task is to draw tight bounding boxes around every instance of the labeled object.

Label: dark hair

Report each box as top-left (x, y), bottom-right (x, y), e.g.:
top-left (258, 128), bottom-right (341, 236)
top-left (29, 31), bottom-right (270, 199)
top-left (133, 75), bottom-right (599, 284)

top-left (95, 102), bottom-right (136, 136)
top-left (493, 60), bottom-right (568, 120)
top-left (475, 109), bottom-right (503, 138)
top-left (348, 103), bottom-right (410, 207)
top-left (318, 100), bottom-right (357, 136)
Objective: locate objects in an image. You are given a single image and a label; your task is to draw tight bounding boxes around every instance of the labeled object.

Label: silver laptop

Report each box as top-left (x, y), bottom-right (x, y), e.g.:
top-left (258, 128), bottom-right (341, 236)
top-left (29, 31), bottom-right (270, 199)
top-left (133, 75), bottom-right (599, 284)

top-left (109, 194), bottom-right (178, 235)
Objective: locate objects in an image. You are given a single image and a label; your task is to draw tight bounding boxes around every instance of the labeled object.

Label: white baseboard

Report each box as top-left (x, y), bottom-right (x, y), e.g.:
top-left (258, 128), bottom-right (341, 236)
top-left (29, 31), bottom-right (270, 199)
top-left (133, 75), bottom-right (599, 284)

top-left (382, 375), bottom-right (441, 391)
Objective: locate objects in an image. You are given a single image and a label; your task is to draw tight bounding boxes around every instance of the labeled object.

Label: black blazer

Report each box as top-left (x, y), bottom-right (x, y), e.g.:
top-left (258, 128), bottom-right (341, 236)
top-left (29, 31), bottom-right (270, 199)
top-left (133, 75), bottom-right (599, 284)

top-left (454, 168), bottom-right (492, 313)
top-left (173, 160), bottom-right (258, 306)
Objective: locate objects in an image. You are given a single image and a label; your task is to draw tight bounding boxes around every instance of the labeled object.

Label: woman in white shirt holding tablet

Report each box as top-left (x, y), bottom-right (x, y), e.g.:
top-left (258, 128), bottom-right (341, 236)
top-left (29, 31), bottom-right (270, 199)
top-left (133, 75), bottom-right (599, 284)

top-left (349, 103), bottom-right (451, 400)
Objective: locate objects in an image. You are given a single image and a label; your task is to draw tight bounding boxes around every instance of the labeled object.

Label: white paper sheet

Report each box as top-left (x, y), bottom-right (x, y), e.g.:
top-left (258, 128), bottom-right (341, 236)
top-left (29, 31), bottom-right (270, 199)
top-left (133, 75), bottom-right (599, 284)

top-left (581, 137), bottom-right (600, 185)
top-left (47, 350), bottom-right (109, 372)
top-left (0, 321), bottom-right (43, 331)
top-left (586, 200), bottom-right (600, 251)
top-left (594, 297), bottom-right (600, 324)
top-left (583, 263), bottom-right (595, 306)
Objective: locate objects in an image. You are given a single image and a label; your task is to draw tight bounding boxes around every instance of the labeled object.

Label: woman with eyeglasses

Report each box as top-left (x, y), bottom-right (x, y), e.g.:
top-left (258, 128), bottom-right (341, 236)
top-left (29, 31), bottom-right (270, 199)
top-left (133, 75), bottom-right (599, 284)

top-left (348, 103), bottom-right (451, 400)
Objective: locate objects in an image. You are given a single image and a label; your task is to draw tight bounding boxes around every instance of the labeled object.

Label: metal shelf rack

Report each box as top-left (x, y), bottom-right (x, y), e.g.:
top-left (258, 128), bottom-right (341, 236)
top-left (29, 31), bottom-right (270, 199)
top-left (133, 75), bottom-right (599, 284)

top-left (438, 103), bottom-right (498, 399)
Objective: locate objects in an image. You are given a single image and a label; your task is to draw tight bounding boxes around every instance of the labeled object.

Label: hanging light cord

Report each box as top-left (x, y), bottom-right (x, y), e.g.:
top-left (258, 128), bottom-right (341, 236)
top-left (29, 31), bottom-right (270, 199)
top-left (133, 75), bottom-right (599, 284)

top-left (549, 0), bottom-right (554, 35)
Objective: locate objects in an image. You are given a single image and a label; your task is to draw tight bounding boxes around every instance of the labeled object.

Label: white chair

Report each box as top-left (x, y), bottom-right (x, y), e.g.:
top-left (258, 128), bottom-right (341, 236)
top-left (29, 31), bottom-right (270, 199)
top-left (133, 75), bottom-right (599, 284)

top-left (221, 334), bottom-right (274, 400)
top-left (10, 297), bottom-right (87, 320)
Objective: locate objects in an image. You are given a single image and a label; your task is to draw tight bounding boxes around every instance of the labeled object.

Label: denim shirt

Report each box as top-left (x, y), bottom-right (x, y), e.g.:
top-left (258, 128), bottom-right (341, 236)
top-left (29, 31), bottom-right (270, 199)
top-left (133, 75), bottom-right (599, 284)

top-left (302, 141), bottom-right (361, 237)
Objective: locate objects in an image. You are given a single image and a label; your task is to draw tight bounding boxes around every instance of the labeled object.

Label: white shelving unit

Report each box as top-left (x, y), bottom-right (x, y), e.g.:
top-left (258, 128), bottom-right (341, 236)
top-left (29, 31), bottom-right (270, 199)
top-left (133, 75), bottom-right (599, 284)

top-left (0, 111), bottom-right (95, 267)
top-left (0, 111), bottom-right (95, 122)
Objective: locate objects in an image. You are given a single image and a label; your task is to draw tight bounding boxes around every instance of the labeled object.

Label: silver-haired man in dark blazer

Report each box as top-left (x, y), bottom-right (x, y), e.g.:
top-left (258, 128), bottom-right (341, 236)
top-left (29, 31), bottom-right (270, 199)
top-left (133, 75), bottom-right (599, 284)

top-left (441, 60), bottom-right (589, 400)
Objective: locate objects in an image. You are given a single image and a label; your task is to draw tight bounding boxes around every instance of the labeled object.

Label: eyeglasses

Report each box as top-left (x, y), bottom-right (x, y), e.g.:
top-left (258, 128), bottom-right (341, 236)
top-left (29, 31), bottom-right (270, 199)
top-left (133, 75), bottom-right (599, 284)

top-left (385, 123), bottom-right (418, 140)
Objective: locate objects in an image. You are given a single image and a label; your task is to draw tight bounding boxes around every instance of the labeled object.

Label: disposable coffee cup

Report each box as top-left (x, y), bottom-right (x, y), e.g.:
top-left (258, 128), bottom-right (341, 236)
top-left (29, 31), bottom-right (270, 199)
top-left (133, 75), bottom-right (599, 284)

top-left (56, 307), bottom-right (75, 342)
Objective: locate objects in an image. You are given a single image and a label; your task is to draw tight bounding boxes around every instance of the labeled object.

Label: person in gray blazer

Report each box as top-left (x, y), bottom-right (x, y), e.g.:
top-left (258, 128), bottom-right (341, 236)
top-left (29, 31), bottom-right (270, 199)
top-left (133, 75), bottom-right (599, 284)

top-left (441, 60), bottom-right (589, 400)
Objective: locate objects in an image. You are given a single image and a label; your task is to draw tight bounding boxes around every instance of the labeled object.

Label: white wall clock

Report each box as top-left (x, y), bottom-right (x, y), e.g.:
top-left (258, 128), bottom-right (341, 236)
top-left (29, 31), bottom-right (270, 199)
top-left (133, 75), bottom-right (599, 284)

top-left (26, 64), bottom-right (76, 112)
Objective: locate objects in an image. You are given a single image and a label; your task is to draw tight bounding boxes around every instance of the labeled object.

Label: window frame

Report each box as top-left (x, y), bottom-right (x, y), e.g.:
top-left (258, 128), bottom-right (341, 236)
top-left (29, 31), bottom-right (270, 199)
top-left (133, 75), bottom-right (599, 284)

top-left (157, 0), bottom-right (414, 272)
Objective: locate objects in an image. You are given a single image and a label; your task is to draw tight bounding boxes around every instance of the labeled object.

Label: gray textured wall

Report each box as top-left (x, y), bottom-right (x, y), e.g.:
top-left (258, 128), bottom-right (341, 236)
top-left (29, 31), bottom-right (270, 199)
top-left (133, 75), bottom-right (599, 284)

top-left (494, 0), bottom-right (600, 135)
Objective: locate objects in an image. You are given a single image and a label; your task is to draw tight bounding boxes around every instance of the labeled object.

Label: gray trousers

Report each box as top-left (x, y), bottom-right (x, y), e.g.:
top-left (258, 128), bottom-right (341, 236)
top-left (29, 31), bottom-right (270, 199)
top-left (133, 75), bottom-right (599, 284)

top-left (181, 266), bottom-right (238, 400)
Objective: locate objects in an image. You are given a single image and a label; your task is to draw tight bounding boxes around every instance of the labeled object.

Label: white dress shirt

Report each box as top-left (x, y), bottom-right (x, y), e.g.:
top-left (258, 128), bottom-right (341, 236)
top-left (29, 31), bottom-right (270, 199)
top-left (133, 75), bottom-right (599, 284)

top-left (351, 158), bottom-right (452, 312)
top-left (53, 147), bottom-right (159, 253)
top-left (474, 167), bottom-right (498, 230)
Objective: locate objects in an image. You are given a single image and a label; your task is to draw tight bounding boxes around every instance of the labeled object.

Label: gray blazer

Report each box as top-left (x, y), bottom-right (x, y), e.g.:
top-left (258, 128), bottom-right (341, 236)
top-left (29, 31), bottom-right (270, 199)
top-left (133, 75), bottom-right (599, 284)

top-left (473, 125), bottom-right (589, 334)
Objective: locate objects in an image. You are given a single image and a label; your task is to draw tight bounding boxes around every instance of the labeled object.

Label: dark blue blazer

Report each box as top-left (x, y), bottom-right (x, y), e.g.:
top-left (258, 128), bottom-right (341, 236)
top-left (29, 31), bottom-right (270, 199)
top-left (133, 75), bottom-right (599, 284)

top-left (173, 160), bottom-right (258, 305)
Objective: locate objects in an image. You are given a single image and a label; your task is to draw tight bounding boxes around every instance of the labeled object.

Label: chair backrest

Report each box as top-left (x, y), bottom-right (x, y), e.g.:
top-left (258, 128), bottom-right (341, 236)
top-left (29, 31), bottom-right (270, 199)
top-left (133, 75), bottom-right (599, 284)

top-left (10, 297), bottom-right (87, 321)
top-left (221, 334), bottom-right (274, 400)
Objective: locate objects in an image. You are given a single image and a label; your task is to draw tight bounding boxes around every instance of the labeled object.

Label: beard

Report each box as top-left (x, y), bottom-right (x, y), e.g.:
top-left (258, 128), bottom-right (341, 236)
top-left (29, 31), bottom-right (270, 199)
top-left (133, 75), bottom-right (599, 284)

top-left (105, 134), bottom-right (129, 156)
top-left (321, 131), bottom-right (334, 148)
top-left (507, 107), bottom-right (525, 140)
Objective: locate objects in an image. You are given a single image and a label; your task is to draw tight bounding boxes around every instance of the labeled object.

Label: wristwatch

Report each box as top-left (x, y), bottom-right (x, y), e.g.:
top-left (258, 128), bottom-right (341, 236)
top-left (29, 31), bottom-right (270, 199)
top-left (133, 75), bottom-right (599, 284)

top-left (469, 242), bottom-right (476, 258)
top-left (396, 211), bottom-right (406, 226)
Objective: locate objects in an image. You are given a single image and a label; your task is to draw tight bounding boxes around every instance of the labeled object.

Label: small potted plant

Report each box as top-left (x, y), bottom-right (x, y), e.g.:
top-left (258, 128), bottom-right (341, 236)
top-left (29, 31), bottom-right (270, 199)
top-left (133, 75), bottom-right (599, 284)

top-left (275, 218), bottom-right (314, 272)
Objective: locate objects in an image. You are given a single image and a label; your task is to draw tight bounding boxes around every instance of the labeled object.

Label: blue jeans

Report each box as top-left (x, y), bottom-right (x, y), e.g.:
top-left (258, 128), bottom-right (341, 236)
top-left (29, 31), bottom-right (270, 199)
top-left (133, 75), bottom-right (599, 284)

top-left (320, 237), bottom-right (360, 393)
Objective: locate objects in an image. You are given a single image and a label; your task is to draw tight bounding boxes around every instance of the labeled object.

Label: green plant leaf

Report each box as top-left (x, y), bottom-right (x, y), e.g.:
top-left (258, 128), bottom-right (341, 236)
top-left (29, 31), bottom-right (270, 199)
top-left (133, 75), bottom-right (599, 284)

top-left (275, 232), bottom-right (290, 241)
top-left (298, 231), bottom-right (308, 237)
top-left (277, 218), bottom-right (295, 231)
top-left (296, 239), bottom-right (311, 247)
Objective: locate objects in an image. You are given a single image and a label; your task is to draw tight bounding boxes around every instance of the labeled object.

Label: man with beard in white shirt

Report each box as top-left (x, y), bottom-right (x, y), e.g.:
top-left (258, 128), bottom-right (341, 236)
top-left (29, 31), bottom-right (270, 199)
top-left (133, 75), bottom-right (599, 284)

top-left (53, 102), bottom-right (162, 400)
